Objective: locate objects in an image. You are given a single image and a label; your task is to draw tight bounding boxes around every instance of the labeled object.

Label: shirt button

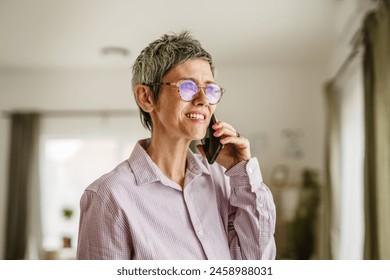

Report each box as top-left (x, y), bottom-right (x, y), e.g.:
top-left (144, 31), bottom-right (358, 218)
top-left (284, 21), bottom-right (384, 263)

top-left (248, 167), bottom-right (253, 173)
top-left (197, 229), bottom-right (204, 236)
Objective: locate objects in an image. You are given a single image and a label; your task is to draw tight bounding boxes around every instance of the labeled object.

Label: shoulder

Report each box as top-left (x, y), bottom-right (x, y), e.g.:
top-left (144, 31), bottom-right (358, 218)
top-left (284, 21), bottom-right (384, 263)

top-left (83, 159), bottom-right (136, 203)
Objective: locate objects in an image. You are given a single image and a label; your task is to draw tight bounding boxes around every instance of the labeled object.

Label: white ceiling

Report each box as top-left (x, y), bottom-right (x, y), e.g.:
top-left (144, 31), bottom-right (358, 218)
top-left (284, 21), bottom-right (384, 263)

top-left (0, 0), bottom-right (340, 68)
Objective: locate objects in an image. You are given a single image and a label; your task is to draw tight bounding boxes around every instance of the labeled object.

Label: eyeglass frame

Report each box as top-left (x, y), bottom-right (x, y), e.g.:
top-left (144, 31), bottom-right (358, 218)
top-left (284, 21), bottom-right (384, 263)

top-left (144, 80), bottom-right (225, 105)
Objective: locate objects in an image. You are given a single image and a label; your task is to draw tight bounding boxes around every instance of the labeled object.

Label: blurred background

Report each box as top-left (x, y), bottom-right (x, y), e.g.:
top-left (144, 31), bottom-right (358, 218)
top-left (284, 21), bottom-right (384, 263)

top-left (0, 0), bottom-right (389, 260)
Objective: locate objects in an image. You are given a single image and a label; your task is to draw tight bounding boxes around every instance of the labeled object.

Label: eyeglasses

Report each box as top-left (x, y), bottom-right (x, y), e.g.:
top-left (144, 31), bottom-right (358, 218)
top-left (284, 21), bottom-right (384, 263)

top-left (148, 80), bottom-right (225, 105)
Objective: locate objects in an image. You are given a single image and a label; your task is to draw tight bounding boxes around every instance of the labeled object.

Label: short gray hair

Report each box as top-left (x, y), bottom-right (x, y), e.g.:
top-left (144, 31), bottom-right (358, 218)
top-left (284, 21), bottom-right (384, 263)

top-left (131, 31), bottom-right (215, 131)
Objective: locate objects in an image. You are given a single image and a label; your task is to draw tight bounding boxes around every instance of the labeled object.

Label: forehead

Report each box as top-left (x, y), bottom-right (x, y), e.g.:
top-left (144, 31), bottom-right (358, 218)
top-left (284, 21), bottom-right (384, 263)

top-left (163, 59), bottom-right (214, 81)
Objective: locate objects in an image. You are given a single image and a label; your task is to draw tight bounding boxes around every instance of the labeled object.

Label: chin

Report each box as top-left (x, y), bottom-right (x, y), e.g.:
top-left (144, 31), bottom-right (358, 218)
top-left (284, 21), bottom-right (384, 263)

top-left (190, 133), bottom-right (205, 141)
top-left (197, 130), bottom-right (208, 140)
top-left (186, 128), bottom-right (205, 139)
top-left (189, 133), bottom-right (201, 140)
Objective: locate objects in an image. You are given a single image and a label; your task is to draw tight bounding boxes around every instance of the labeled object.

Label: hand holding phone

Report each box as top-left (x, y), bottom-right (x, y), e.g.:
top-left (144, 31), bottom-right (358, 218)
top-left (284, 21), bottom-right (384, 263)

top-left (201, 114), bottom-right (223, 164)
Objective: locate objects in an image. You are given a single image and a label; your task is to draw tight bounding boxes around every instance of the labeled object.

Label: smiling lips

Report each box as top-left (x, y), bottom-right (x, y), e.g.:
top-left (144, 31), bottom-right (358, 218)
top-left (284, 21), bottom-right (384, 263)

top-left (185, 113), bottom-right (206, 120)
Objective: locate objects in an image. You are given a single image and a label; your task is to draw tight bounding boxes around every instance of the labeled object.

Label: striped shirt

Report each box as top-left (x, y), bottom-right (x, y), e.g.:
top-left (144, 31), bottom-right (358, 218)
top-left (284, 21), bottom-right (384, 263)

top-left (77, 139), bottom-right (276, 260)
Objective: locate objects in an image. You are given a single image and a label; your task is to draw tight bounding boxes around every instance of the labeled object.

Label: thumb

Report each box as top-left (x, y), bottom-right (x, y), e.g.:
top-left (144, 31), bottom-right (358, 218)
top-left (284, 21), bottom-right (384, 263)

top-left (196, 144), bottom-right (206, 158)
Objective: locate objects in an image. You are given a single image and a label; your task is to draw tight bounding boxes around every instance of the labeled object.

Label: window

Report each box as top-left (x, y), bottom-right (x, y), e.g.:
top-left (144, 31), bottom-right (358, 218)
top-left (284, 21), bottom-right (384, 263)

top-left (328, 53), bottom-right (365, 259)
top-left (39, 115), bottom-right (149, 258)
top-left (338, 69), bottom-right (365, 259)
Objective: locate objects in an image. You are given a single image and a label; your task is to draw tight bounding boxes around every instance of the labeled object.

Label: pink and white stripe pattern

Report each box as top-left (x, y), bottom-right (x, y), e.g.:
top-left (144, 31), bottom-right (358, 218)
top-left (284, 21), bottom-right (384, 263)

top-left (77, 139), bottom-right (276, 260)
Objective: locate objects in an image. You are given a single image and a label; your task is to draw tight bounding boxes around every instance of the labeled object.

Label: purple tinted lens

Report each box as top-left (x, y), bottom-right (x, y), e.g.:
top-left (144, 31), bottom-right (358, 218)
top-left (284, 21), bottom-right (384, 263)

top-left (206, 84), bottom-right (221, 104)
top-left (179, 81), bottom-right (198, 101)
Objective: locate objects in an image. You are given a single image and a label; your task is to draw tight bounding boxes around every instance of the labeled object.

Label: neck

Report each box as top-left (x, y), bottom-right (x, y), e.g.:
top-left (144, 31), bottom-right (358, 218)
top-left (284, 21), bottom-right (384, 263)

top-left (146, 135), bottom-right (191, 188)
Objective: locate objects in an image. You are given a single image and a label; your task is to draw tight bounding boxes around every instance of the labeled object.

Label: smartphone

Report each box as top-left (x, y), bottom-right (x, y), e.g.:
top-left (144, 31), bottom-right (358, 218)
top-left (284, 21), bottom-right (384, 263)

top-left (201, 114), bottom-right (223, 164)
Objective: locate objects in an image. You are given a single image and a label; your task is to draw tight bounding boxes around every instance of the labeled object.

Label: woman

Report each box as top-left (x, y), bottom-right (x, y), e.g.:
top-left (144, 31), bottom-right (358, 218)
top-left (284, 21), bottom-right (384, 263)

top-left (77, 31), bottom-right (276, 260)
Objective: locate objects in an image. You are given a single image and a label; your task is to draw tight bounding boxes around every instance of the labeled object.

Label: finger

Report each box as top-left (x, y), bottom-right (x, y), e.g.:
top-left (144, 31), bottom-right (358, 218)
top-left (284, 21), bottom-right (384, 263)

top-left (220, 135), bottom-right (249, 148)
top-left (213, 122), bottom-right (238, 138)
top-left (220, 136), bottom-right (251, 161)
top-left (213, 121), bottom-right (236, 133)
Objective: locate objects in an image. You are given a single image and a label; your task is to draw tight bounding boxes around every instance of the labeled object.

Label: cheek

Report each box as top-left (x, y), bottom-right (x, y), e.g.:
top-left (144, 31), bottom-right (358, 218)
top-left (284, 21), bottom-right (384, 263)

top-left (158, 101), bottom-right (185, 122)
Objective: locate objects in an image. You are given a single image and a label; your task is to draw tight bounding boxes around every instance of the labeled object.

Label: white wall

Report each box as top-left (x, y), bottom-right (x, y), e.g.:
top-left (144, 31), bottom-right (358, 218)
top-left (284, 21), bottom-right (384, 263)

top-left (217, 63), bottom-right (327, 184)
top-left (0, 67), bottom-right (137, 111)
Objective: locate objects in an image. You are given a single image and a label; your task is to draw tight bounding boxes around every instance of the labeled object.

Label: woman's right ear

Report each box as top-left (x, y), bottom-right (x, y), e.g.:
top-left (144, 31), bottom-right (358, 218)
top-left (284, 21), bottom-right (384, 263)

top-left (134, 85), bottom-right (155, 112)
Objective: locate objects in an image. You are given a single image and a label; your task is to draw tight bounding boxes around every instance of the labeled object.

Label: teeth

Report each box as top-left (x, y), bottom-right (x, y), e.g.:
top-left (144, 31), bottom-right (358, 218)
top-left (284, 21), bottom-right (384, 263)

top-left (186, 113), bottom-right (205, 120)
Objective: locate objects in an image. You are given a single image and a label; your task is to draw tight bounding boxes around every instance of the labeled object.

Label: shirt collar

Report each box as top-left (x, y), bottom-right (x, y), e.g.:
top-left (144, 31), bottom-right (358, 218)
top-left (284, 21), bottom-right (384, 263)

top-left (128, 139), bottom-right (210, 187)
top-left (186, 147), bottom-right (211, 176)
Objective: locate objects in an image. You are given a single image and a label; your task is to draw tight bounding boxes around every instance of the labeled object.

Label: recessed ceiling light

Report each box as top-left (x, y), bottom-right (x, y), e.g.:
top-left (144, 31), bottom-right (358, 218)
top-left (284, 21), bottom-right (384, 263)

top-left (101, 46), bottom-right (130, 57)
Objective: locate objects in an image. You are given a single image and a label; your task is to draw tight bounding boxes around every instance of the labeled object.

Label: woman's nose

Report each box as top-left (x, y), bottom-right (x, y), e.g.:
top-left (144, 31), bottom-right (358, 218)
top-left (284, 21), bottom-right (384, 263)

top-left (192, 87), bottom-right (209, 106)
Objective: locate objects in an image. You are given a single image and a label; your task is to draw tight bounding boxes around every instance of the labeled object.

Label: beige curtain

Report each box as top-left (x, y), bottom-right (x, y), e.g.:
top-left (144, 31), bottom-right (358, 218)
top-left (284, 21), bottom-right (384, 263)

top-left (363, 1), bottom-right (390, 260)
top-left (324, 49), bottom-right (365, 259)
top-left (4, 113), bottom-right (41, 259)
top-left (323, 82), bottom-right (340, 260)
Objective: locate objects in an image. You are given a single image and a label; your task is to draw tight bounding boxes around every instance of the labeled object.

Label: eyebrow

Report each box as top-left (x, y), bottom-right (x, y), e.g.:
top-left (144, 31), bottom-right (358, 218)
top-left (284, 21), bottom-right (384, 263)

top-left (178, 77), bottom-right (216, 84)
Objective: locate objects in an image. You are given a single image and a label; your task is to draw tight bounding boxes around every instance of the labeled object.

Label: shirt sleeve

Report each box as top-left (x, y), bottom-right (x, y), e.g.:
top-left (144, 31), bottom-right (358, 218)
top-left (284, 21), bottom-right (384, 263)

top-left (77, 190), bottom-right (132, 260)
top-left (224, 158), bottom-right (276, 260)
